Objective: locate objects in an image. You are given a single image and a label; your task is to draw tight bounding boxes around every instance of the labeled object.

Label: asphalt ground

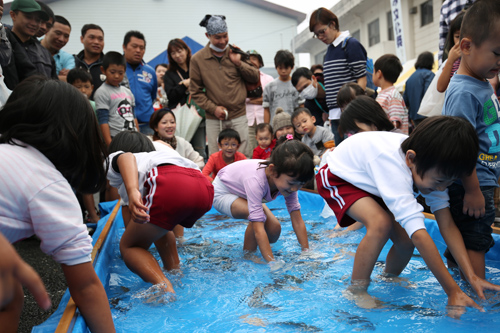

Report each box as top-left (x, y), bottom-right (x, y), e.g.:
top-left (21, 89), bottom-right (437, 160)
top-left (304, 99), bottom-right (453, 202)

top-left (14, 236), bottom-right (67, 333)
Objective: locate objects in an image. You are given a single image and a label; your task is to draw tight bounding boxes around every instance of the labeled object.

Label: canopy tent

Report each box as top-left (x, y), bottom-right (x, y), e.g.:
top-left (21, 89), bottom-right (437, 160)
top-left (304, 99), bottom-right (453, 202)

top-left (147, 36), bottom-right (205, 68)
top-left (394, 51), bottom-right (439, 93)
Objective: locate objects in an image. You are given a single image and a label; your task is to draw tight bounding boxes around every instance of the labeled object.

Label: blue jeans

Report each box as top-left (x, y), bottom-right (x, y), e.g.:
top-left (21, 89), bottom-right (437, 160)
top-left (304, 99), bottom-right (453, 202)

top-left (330, 119), bottom-right (342, 145)
top-left (139, 123), bottom-right (154, 136)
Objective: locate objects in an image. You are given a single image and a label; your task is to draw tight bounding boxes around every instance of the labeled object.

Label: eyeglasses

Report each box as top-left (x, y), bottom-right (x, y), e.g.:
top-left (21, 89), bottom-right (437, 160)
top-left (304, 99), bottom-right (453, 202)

top-left (221, 143), bottom-right (238, 148)
top-left (313, 23), bottom-right (331, 39)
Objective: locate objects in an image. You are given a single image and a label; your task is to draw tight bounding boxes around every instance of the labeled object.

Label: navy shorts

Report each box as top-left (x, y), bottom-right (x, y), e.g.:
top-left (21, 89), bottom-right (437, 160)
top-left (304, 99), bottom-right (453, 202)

top-left (444, 183), bottom-right (495, 262)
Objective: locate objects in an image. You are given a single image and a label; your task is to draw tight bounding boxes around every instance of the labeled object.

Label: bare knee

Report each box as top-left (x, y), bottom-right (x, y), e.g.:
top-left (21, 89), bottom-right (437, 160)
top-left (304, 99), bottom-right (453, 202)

top-left (365, 213), bottom-right (392, 239)
top-left (265, 219), bottom-right (281, 244)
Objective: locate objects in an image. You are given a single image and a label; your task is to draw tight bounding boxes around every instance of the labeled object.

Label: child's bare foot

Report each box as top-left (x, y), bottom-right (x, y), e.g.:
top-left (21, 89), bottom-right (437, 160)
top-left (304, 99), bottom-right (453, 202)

top-left (133, 283), bottom-right (176, 304)
top-left (343, 280), bottom-right (384, 309)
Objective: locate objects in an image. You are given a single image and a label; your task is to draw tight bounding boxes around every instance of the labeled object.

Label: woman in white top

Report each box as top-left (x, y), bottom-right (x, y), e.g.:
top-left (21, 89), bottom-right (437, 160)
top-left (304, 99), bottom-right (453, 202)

top-left (149, 108), bottom-right (205, 169)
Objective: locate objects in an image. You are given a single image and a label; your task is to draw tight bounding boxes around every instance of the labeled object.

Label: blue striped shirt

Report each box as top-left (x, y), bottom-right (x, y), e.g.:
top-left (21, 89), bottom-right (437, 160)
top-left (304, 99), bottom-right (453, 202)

top-left (323, 35), bottom-right (367, 112)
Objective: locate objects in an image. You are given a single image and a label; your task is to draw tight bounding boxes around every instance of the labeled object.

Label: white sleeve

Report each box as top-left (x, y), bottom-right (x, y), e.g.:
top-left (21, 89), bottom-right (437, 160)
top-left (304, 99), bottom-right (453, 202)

top-left (366, 153), bottom-right (426, 237)
top-left (30, 181), bottom-right (92, 265)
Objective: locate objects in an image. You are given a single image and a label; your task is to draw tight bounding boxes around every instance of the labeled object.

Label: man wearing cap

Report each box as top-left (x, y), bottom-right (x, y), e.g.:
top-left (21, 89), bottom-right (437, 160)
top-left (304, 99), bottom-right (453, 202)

top-left (245, 50), bottom-right (274, 155)
top-left (4, 0), bottom-right (56, 86)
top-left (190, 14), bottom-right (259, 156)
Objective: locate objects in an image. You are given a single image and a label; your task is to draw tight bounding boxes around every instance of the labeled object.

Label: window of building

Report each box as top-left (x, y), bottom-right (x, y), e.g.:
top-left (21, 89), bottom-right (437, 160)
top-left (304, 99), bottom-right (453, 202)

top-left (352, 30), bottom-right (360, 41)
top-left (421, 0), bottom-right (433, 26)
top-left (368, 18), bottom-right (380, 47)
top-left (387, 11), bottom-right (394, 41)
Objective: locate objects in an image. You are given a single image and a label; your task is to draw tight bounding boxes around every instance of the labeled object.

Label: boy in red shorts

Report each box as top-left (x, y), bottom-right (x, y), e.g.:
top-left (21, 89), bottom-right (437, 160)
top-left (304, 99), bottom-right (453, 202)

top-left (317, 116), bottom-right (500, 312)
top-left (107, 131), bottom-right (214, 295)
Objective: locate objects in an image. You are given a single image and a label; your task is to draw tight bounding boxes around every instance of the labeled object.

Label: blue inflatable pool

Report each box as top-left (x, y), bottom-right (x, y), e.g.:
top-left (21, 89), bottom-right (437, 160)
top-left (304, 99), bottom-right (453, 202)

top-left (33, 191), bottom-right (500, 332)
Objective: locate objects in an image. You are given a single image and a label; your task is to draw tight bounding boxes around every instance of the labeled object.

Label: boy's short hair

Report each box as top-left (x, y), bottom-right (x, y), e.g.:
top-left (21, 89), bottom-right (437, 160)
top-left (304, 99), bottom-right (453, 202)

top-left (256, 123), bottom-right (273, 135)
top-left (123, 30), bottom-right (146, 47)
top-left (291, 67), bottom-right (313, 87)
top-left (102, 51), bottom-right (126, 70)
top-left (401, 116), bottom-right (478, 179)
top-left (218, 128), bottom-right (241, 144)
top-left (81, 23), bottom-right (103, 37)
top-left (374, 54), bottom-right (403, 84)
top-left (414, 51), bottom-right (434, 70)
top-left (67, 68), bottom-right (93, 85)
top-left (291, 107), bottom-right (313, 122)
top-left (274, 50), bottom-right (294, 68)
top-left (461, 0), bottom-right (500, 47)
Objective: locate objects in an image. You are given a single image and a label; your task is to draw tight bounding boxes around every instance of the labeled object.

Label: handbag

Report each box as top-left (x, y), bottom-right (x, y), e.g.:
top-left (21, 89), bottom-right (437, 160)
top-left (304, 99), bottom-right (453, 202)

top-left (417, 59), bottom-right (447, 117)
top-left (229, 44), bottom-right (262, 98)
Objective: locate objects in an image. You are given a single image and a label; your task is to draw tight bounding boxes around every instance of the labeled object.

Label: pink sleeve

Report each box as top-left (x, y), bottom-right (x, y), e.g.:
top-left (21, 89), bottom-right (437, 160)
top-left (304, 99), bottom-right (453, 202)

top-left (243, 177), bottom-right (267, 222)
top-left (284, 191), bottom-right (301, 214)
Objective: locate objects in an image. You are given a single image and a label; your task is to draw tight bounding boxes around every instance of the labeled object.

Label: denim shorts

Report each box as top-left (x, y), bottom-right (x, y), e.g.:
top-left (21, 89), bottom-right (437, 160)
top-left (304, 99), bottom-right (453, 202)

top-left (446, 183), bottom-right (495, 257)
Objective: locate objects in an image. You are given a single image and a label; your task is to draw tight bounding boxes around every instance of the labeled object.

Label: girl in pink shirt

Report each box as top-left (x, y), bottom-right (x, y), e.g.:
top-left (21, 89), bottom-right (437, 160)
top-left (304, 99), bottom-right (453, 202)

top-left (213, 136), bottom-right (315, 263)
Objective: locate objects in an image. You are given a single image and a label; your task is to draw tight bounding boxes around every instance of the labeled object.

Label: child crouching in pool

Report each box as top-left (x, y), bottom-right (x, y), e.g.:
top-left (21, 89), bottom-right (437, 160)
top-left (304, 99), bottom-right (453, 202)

top-left (317, 116), bottom-right (500, 311)
top-left (212, 136), bottom-right (314, 263)
top-left (107, 131), bottom-right (214, 294)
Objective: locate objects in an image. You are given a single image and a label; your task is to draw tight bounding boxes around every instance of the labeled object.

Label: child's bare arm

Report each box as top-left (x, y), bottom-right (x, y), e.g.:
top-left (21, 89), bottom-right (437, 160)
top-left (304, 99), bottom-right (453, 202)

top-left (437, 47), bottom-right (460, 92)
top-left (253, 221), bottom-right (274, 262)
top-left (100, 123), bottom-right (112, 146)
top-left (290, 209), bottom-right (309, 250)
top-left (0, 233), bottom-right (50, 310)
top-left (461, 168), bottom-right (485, 218)
top-left (264, 107), bottom-right (270, 124)
top-left (116, 153), bottom-right (150, 223)
top-left (411, 229), bottom-right (482, 311)
top-left (62, 262), bottom-right (115, 333)
top-left (434, 208), bottom-right (500, 298)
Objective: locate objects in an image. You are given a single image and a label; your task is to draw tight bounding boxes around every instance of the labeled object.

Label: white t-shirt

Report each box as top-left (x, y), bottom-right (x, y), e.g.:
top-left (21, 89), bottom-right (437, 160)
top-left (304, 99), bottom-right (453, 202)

top-left (323, 131), bottom-right (449, 237)
top-left (0, 142), bottom-right (92, 265)
top-left (107, 149), bottom-right (201, 206)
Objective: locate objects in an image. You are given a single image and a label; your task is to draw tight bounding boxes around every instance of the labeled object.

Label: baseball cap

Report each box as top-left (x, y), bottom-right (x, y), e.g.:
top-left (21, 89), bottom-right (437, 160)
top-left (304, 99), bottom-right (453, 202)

top-left (247, 50), bottom-right (264, 68)
top-left (10, 0), bottom-right (50, 21)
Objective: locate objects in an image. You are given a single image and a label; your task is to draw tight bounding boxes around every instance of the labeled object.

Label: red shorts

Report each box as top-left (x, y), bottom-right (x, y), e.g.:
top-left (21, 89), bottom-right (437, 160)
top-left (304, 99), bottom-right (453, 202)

top-left (143, 165), bottom-right (214, 231)
top-left (316, 165), bottom-right (386, 227)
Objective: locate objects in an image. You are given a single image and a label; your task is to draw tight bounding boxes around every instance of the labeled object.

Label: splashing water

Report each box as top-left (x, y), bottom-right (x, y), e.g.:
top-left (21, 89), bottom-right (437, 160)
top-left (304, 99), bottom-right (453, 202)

top-left (101, 193), bottom-right (500, 332)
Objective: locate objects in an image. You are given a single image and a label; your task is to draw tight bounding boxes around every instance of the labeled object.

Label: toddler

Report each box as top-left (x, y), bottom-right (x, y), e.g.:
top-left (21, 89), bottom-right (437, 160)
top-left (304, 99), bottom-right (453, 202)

top-left (252, 123), bottom-right (275, 159)
top-left (272, 107), bottom-right (296, 140)
top-left (292, 107), bottom-right (334, 163)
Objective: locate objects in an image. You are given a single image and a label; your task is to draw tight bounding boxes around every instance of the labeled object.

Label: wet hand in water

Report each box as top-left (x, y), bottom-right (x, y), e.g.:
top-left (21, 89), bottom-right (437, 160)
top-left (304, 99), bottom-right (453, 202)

top-left (468, 275), bottom-right (500, 300)
top-left (447, 290), bottom-right (484, 319)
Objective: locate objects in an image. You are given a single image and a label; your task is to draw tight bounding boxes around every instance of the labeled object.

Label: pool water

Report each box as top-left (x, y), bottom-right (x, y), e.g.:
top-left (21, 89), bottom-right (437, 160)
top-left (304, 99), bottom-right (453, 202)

top-left (35, 192), bottom-right (500, 332)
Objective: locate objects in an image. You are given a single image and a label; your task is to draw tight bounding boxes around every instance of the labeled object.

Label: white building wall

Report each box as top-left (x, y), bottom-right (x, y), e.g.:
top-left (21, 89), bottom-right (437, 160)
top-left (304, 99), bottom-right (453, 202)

top-left (3, 0), bottom-right (300, 69)
top-left (294, 0), bottom-right (441, 66)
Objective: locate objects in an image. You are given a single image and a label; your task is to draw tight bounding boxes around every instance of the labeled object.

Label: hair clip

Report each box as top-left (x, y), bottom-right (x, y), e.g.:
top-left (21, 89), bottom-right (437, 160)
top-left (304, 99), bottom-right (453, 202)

top-left (286, 134), bottom-right (294, 140)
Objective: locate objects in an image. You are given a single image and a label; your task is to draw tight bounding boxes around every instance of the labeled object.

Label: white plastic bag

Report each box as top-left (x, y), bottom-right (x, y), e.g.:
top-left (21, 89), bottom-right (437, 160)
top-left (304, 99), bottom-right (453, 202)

top-left (417, 59), bottom-right (447, 117)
